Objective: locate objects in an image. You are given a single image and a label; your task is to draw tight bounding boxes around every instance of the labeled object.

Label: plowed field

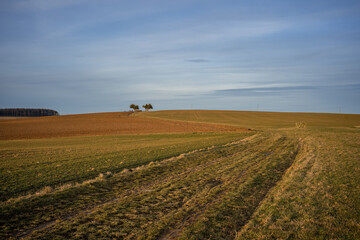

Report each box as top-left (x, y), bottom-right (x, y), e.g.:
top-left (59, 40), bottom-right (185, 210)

top-left (0, 112), bottom-right (246, 140)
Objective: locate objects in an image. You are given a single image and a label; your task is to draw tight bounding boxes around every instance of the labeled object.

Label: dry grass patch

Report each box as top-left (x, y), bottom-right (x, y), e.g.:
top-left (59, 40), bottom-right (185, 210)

top-left (141, 110), bottom-right (360, 129)
top-left (236, 130), bottom-right (360, 239)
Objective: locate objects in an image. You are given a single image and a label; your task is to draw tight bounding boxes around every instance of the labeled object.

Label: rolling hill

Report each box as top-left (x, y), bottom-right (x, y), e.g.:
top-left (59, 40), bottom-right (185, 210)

top-left (1, 110), bottom-right (359, 239)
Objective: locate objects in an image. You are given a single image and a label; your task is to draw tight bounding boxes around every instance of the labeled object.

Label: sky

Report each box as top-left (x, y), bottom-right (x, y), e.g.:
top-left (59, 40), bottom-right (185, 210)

top-left (0, 0), bottom-right (360, 115)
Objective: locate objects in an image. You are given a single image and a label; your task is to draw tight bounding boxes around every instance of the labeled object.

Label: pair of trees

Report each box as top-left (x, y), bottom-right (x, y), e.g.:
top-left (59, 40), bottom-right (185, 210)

top-left (129, 104), bottom-right (153, 111)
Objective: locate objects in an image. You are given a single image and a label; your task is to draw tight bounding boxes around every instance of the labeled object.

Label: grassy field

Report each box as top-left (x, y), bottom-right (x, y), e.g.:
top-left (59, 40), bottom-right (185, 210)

top-left (140, 110), bottom-right (360, 129)
top-left (0, 132), bottom-right (251, 202)
top-left (1, 110), bottom-right (359, 239)
top-left (237, 129), bottom-right (360, 239)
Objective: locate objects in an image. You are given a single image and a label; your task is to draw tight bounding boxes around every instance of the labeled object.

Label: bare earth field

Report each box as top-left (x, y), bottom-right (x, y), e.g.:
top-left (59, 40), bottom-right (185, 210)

top-left (0, 110), bottom-right (359, 239)
top-left (0, 117), bottom-right (31, 120)
top-left (0, 112), bottom-right (246, 140)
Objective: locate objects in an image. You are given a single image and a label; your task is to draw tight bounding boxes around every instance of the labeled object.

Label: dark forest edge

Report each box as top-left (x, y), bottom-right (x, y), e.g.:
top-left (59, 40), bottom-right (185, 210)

top-left (0, 108), bottom-right (59, 117)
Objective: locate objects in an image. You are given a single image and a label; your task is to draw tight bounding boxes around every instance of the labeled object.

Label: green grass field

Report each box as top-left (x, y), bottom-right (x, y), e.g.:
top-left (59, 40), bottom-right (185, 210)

top-left (0, 132), bottom-right (251, 202)
top-left (1, 110), bottom-right (359, 239)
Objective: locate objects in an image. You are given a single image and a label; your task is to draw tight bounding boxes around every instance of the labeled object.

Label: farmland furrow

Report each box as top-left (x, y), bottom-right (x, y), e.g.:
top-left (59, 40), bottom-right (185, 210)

top-left (11, 132), bottom-right (300, 239)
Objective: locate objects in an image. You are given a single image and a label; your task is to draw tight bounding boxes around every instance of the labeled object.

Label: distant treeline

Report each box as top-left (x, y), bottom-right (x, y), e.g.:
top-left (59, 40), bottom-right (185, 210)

top-left (0, 108), bottom-right (59, 117)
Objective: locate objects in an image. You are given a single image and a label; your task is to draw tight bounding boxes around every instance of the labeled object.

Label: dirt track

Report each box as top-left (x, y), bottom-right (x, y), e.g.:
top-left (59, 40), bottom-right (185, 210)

top-left (0, 112), bottom-right (247, 140)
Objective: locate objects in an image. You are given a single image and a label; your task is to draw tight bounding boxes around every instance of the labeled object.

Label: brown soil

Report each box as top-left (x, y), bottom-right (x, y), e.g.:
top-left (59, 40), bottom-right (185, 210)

top-left (0, 112), bottom-right (247, 140)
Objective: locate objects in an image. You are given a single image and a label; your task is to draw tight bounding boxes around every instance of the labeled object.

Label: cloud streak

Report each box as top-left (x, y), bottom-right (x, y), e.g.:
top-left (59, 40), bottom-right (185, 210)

top-left (13, 0), bottom-right (84, 11)
top-left (213, 84), bottom-right (360, 96)
top-left (214, 85), bottom-right (317, 95)
top-left (186, 59), bottom-right (209, 63)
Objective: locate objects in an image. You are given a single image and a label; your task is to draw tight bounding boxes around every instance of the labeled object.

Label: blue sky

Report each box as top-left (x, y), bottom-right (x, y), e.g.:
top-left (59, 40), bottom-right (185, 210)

top-left (1, 0), bottom-right (360, 114)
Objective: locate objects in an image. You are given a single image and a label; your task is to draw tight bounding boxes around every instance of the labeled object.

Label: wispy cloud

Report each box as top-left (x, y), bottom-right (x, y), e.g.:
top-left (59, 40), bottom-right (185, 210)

top-left (186, 59), bottom-right (209, 63)
top-left (14, 0), bottom-right (84, 11)
top-left (212, 84), bottom-right (360, 97)
top-left (212, 85), bottom-right (316, 97)
top-left (216, 85), bottom-right (316, 93)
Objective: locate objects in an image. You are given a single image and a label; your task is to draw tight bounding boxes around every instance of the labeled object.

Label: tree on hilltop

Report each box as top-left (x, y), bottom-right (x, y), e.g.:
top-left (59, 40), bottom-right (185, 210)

top-left (129, 104), bottom-right (139, 111)
top-left (142, 104), bottom-right (153, 111)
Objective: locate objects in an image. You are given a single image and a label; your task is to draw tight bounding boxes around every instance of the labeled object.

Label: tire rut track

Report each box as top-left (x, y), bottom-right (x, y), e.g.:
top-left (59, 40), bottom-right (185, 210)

top-left (234, 136), bottom-right (302, 236)
top-left (161, 134), bottom-right (300, 240)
